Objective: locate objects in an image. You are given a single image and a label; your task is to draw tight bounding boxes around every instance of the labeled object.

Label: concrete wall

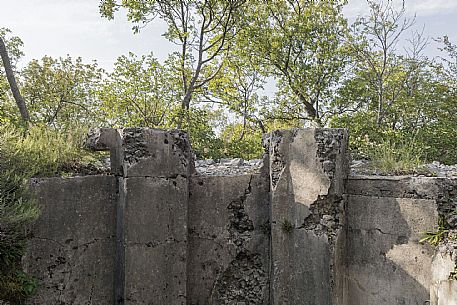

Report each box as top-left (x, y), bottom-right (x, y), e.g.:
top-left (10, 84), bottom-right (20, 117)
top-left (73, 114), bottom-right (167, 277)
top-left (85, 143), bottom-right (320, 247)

top-left (24, 175), bottom-right (117, 305)
top-left (267, 129), bottom-right (349, 305)
top-left (430, 241), bottom-right (457, 305)
top-left (187, 174), bottom-right (270, 305)
top-left (22, 128), bottom-right (457, 305)
top-left (346, 176), bottom-right (457, 305)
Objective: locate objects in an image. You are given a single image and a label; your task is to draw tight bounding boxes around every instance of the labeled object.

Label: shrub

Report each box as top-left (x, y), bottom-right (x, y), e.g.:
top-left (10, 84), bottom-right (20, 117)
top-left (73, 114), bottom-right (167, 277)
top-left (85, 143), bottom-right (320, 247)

top-left (0, 123), bottom-right (97, 303)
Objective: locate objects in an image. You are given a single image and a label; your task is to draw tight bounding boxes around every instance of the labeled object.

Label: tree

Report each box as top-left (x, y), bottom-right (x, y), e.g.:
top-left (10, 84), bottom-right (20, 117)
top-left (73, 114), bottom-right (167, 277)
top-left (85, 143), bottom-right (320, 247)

top-left (0, 28), bottom-right (29, 123)
top-left (99, 0), bottom-right (247, 127)
top-left (21, 56), bottom-right (104, 129)
top-left (98, 52), bottom-right (178, 127)
top-left (241, 0), bottom-right (348, 125)
top-left (207, 52), bottom-right (269, 134)
top-left (329, 4), bottom-right (457, 164)
top-left (436, 35), bottom-right (457, 86)
top-left (347, 0), bottom-right (414, 126)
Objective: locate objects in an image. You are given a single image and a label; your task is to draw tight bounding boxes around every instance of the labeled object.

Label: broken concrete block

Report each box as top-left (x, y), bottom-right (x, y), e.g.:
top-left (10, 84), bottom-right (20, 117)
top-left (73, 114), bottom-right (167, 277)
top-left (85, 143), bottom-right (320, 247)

top-left (187, 174), bottom-right (270, 305)
top-left (119, 128), bottom-right (194, 178)
top-left (267, 128), bottom-right (349, 305)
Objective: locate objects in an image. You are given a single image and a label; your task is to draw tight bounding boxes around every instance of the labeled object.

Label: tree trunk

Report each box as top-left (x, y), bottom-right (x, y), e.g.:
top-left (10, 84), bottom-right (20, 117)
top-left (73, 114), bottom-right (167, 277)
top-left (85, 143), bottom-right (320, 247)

top-left (0, 36), bottom-right (30, 122)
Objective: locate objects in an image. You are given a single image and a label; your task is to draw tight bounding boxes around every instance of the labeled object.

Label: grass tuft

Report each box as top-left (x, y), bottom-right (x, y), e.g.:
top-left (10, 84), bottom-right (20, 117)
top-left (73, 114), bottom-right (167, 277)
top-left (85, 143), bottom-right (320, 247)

top-left (367, 139), bottom-right (425, 175)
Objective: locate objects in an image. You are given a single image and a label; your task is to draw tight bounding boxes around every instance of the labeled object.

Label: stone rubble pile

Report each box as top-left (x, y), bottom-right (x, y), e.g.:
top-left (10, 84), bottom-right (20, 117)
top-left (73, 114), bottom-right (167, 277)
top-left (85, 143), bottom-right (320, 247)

top-left (424, 161), bottom-right (457, 177)
top-left (194, 158), bottom-right (263, 176)
top-left (194, 158), bottom-right (457, 177)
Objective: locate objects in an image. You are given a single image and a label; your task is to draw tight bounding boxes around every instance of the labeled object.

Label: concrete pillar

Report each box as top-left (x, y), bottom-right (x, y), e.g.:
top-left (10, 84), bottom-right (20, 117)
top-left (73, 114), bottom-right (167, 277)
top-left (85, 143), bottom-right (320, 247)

top-left (87, 128), bottom-right (193, 305)
top-left (267, 128), bottom-right (349, 305)
top-left (118, 128), bottom-right (193, 305)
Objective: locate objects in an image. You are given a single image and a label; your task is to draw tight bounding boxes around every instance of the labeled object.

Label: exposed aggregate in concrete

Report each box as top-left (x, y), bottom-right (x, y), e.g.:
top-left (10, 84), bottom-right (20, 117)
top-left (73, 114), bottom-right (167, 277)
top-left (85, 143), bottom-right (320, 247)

top-left (268, 130), bottom-right (286, 188)
top-left (122, 128), bottom-right (149, 164)
top-left (211, 252), bottom-right (267, 305)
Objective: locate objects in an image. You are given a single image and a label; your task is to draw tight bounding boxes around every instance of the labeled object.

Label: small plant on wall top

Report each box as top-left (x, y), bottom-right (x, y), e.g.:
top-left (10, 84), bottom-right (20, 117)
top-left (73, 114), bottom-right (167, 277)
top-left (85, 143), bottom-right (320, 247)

top-left (420, 217), bottom-right (449, 247)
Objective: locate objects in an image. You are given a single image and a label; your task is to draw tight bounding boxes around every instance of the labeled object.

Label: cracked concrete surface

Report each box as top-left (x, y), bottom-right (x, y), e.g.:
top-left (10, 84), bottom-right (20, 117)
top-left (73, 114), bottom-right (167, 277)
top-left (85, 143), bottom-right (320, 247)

top-left (187, 174), bottom-right (270, 305)
top-left (267, 128), bottom-right (348, 305)
top-left (23, 128), bottom-right (457, 305)
top-left (24, 176), bottom-right (117, 305)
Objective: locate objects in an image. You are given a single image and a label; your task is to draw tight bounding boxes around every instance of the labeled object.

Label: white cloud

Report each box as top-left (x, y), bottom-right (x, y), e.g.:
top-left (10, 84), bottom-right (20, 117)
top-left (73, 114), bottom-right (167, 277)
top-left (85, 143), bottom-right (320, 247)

top-left (344, 0), bottom-right (457, 18)
top-left (409, 0), bottom-right (457, 16)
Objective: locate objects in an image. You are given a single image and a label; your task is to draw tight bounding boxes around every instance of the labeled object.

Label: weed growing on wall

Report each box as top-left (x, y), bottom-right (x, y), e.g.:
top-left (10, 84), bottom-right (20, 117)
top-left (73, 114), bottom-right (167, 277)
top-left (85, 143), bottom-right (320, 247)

top-left (0, 123), bottom-right (98, 303)
top-left (420, 217), bottom-right (449, 247)
top-left (281, 219), bottom-right (294, 234)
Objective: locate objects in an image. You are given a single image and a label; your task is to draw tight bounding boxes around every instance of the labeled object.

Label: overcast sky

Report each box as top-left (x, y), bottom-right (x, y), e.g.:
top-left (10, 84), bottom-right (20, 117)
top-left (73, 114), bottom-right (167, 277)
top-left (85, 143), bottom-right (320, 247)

top-left (1, 0), bottom-right (456, 71)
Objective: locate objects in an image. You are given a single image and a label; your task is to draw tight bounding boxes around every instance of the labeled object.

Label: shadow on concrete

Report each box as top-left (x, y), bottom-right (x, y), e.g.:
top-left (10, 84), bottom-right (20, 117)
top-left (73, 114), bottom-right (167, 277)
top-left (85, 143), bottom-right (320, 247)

top-left (346, 195), bottom-right (436, 305)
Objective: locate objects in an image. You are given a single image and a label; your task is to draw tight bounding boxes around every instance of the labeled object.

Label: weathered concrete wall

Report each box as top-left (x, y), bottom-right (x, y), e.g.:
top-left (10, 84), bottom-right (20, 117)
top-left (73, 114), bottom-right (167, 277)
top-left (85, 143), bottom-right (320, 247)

top-left (187, 174), bottom-right (270, 305)
top-left (346, 176), bottom-right (445, 305)
top-left (431, 241), bottom-right (457, 305)
top-left (24, 175), bottom-right (117, 305)
top-left (267, 128), bottom-right (349, 305)
top-left (115, 128), bottom-right (192, 305)
top-left (123, 176), bottom-right (188, 305)
top-left (429, 179), bottom-right (457, 305)
top-left (22, 128), bottom-right (457, 305)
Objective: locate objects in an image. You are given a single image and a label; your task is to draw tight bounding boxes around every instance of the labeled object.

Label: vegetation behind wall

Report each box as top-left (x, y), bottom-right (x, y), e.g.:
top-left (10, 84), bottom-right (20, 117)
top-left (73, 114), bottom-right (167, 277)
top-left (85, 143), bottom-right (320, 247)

top-left (0, 124), bottom-right (98, 303)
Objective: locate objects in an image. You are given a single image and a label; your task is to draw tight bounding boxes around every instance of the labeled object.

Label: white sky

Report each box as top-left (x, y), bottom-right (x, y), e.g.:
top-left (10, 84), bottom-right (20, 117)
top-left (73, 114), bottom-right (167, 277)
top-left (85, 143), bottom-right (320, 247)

top-left (1, 0), bottom-right (457, 71)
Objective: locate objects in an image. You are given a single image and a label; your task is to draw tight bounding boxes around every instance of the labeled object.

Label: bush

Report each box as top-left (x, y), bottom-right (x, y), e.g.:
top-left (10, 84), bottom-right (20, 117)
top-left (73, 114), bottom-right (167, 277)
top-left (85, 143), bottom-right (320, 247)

top-left (0, 123), bottom-right (96, 303)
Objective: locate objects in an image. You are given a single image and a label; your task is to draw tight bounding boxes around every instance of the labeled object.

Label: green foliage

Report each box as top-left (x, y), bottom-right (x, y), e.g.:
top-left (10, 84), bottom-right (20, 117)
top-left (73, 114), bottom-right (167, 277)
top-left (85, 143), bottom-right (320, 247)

top-left (21, 55), bottom-right (104, 129)
top-left (241, 0), bottom-right (348, 123)
top-left (365, 138), bottom-right (425, 175)
top-left (98, 52), bottom-right (178, 128)
top-left (0, 28), bottom-right (25, 127)
top-left (330, 1), bottom-right (457, 165)
top-left (420, 217), bottom-right (449, 247)
top-left (219, 123), bottom-right (264, 160)
top-left (0, 270), bottom-right (37, 302)
top-left (1, 124), bottom-right (95, 177)
top-left (0, 123), bottom-right (98, 302)
top-left (176, 107), bottom-right (224, 159)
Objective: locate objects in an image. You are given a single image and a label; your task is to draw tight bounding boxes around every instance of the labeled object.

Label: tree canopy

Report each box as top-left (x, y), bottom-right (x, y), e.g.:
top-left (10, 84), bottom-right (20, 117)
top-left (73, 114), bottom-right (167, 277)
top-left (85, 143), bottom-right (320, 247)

top-left (0, 0), bottom-right (456, 163)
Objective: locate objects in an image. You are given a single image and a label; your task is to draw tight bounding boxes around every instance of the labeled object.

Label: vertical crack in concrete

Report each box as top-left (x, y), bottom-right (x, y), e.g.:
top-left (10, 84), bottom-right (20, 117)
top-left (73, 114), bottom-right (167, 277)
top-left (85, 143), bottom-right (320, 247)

top-left (228, 175), bottom-right (254, 252)
top-left (114, 177), bottom-right (126, 305)
top-left (269, 131), bottom-right (286, 189)
top-left (210, 175), bottom-right (268, 304)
